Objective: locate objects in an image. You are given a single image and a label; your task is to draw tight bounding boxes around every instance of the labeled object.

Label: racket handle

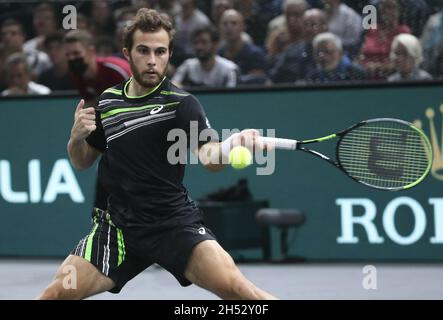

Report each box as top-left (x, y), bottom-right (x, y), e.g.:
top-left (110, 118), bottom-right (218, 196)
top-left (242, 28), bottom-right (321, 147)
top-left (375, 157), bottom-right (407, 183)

top-left (260, 137), bottom-right (297, 150)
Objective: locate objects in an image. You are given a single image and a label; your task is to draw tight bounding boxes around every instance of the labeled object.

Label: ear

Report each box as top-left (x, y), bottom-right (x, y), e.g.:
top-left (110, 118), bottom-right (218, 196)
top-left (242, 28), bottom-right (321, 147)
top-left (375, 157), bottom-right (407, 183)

top-left (169, 49), bottom-right (173, 58)
top-left (122, 47), bottom-right (130, 61)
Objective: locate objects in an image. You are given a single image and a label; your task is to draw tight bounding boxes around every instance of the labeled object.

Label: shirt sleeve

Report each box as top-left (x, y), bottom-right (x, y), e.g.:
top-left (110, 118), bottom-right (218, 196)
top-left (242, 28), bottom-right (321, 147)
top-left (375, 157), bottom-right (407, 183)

top-left (171, 61), bottom-right (188, 85)
top-left (85, 109), bottom-right (106, 152)
top-left (176, 95), bottom-right (219, 148)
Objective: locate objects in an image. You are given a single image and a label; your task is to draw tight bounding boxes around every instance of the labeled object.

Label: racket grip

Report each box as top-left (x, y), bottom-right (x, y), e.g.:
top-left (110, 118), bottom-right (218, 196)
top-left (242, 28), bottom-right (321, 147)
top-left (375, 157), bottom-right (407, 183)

top-left (260, 137), bottom-right (297, 150)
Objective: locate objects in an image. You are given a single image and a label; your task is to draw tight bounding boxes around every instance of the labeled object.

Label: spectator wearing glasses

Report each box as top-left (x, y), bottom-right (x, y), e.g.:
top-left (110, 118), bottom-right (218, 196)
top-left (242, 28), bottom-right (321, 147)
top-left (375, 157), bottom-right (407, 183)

top-left (306, 32), bottom-right (367, 83)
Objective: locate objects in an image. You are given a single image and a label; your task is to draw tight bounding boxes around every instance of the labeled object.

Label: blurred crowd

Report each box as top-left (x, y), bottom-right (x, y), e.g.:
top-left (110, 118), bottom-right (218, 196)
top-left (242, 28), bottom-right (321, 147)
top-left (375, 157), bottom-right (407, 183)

top-left (1, 0), bottom-right (443, 96)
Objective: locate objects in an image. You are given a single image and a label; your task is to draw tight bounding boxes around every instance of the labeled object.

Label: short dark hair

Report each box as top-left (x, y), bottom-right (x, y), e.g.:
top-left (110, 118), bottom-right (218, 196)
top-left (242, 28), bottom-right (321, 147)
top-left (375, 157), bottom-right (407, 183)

top-left (191, 26), bottom-right (220, 43)
top-left (123, 8), bottom-right (175, 51)
top-left (64, 29), bottom-right (94, 48)
top-left (1, 18), bottom-right (25, 34)
top-left (43, 31), bottom-right (65, 49)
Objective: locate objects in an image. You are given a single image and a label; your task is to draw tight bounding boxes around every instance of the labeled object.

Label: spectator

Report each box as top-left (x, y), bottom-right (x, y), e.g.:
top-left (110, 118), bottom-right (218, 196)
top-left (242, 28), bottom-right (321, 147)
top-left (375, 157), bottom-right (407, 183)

top-left (87, 0), bottom-right (116, 38)
top-left (64, 29), bottom-right (131, 105)
top-left (307, 32), bottom-right (367, 83)
top-left (1, 18), bottom-right (52, 78)
top-left (234, 0), bottom-right (276, 47)
top-left (39, 32), bottom-right (76, 91)
top-left (172, 26), bottom-right (239, 88)
top-left (24, 2), bottom-right (59, 53)
top-left (211, 0), bottom-right (234, 27)
top-left (174, 0), bottom-right (211, 56)
top-left (76, 13), bottom-right (93, 32)
top-left (370, 0), bottom-right (430, 36)
top-left (388, 33), bottom-right (432, 81)
top-left (113, 7), bottom-right (138, 58)
top-left (64, 29), bottom-right (132, 212)
top-left (267, 0), bottom-right (308, 42)
top-left (130, 0), bottom-right (182, 18)
top-left (268, 8), bottom-right (328, 83)
top-left (266, 0), bottom-right (308, 62)
top-left (358, 0), bottom-right (411, 79)
top-left (1, 52), bottom-right (51, 96)
top-left (420, 7), bottom-right (443, 76)
top-left (322, 0), bottom-right (363, 58)
top-left (219, 9), bottom-right (268, 84)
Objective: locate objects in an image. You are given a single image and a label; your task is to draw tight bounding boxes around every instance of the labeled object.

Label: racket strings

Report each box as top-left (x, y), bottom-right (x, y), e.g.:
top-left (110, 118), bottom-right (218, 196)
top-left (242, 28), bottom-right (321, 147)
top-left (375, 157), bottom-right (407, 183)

top-left (337, 121), bottom-right (431, 189)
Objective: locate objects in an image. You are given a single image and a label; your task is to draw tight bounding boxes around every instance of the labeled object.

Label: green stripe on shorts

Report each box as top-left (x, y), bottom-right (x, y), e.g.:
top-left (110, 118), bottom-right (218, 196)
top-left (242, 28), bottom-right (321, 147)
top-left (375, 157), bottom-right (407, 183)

top-left (84, 222), bottom-right (99, 262)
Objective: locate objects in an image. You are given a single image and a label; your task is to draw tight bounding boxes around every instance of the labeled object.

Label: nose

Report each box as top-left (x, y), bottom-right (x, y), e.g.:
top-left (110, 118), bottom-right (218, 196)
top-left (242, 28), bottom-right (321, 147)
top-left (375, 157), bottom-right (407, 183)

top-left (147, 51), bottom-right (156, 66)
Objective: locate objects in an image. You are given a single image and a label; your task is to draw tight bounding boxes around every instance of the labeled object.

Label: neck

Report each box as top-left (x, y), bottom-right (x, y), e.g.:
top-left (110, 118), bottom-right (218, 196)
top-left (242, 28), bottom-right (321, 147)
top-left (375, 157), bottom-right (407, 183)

top-left (201, 56), bottom-right (216, 71)
top-left (127, 77), bottom-right (163, 96)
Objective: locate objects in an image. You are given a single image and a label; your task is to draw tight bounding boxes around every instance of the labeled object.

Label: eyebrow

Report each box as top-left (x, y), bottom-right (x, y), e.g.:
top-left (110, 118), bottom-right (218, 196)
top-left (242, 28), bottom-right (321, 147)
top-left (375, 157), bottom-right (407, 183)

top-left (135, 44), bottom-right (168, 50)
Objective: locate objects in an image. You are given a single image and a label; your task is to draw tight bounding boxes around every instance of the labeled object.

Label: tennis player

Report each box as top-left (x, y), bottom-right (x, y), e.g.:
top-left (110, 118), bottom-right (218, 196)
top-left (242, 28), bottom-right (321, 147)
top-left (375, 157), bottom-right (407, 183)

top-left (37, 8), bottom-right (276, 300)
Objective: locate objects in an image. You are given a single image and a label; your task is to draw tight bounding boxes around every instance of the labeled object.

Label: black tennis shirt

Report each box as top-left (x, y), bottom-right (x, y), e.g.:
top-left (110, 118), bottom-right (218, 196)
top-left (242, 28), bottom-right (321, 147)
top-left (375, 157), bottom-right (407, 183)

top-left (86, 77), bottom-right (216, 228)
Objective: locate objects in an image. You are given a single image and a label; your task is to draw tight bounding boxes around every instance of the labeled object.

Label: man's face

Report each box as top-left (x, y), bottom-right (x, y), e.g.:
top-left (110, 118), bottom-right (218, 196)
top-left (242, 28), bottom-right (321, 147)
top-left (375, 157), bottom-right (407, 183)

top-left (124, 29), bottom-right (171, 88)
top-left (34, 10), bottom-right (57, 35)
top-left (8, 62), bottom-right (30, 90)
top-left (65, 41), bottom-right (91, 62)
top-left (315, 40), bottom-right (342, 71)
top-left (193, 32), bottom-right (216, 62)
top-left (1, 25), bottom-right (25, 51)
top-left (285, 4), bottom-right (305, 35)
top-left (47, 41), bottom-right (66, 65)
top-left (303, 12), bottom-right (327, 41)
top-left (220, 12), bottom-right (243, 42)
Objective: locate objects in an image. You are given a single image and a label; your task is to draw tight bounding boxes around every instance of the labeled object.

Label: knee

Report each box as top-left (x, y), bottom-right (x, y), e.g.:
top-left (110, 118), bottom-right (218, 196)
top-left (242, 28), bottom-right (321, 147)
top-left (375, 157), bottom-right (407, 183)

top-left (217, 269), bottom-right (256, 300)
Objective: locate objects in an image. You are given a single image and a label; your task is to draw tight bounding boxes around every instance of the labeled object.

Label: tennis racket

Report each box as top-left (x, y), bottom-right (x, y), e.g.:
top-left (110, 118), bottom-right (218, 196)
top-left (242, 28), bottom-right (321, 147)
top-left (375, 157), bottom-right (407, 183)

top-left (260, 118), bottom-right (433, 191)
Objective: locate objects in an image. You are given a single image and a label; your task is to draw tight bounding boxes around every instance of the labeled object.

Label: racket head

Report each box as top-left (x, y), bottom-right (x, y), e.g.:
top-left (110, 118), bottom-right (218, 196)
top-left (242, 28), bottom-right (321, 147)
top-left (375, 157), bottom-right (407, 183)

top-left (336, 118), bottom-right (433, 191)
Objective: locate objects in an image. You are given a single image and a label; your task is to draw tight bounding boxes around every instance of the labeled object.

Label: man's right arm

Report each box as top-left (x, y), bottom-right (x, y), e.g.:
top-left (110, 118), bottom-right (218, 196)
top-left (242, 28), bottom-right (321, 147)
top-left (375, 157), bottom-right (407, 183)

top-left (67, 99), bottom-right (101, 170)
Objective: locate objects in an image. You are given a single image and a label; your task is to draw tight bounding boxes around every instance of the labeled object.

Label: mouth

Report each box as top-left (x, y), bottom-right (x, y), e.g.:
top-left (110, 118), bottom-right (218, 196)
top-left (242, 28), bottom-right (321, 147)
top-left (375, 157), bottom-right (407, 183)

top-left (144, 70), bottom-right (158, 77)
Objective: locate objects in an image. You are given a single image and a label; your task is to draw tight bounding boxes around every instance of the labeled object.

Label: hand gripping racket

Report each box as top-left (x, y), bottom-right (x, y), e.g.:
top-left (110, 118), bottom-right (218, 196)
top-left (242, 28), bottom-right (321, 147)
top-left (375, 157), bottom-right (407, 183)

top-left (260, 118), bottom-right (433, 191)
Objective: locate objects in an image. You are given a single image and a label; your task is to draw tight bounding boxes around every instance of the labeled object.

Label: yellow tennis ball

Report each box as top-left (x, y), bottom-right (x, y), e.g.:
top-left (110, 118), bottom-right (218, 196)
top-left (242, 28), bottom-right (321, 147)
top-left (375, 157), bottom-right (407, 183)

top-left (229, 146), bottom-right (252, 169)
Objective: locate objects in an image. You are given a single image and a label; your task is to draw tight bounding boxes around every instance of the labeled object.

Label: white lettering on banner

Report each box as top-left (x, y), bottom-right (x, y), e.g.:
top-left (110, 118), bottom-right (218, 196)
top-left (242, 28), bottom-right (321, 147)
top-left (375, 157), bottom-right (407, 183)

top-left (0, 161), bottom-right (28, 203)
top-left (43, 160), bottom-right (84, 203)
top-left (29, 159), bottom-right (41, 203)
top-left (383, 197), bottom-right (426, 245)
top-left (337, 197), bottom-right (443, 245)
top-left (336, 198), bottom-right (384, 244)
top-left (0, 159), bottom-right (84, 204)
top-left (430, 198), bottom-right (443, 243)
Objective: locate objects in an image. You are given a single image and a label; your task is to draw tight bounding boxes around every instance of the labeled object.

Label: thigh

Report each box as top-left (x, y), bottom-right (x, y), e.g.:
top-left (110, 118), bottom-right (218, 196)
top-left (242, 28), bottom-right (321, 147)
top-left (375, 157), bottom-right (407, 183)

top-left (71, 210), bottom-right (152, 294)
top-left (154, 224), bottom-right (217, 287)
top-left (41, 254), bottom-right (115, 299)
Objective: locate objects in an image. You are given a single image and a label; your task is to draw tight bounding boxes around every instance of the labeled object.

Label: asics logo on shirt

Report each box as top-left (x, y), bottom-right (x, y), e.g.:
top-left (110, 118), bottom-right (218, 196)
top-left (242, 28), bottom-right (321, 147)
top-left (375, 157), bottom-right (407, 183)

top-left (150, 106), bottom-right (164, 115)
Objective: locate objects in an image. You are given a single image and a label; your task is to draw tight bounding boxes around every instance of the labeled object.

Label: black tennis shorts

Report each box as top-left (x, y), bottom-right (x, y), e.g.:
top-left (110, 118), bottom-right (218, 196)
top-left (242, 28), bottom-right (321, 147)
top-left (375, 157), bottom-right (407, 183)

top-left (71, 208), bottom-right (216, 293)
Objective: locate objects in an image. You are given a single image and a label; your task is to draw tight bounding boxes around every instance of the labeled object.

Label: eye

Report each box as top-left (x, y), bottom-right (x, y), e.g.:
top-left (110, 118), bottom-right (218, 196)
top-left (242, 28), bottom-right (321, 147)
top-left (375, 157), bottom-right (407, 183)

top-left (156, 48), bottom-right (167, 55)
top-left (137, 47), bottom-right (149, 55)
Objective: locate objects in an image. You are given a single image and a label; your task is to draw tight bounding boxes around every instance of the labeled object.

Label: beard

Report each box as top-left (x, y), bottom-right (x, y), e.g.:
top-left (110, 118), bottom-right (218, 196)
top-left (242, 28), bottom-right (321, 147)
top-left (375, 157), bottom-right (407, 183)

top-left (129, 57), bottom-right (168, 88)
top-left (196, 51), bottom-right (213, 63)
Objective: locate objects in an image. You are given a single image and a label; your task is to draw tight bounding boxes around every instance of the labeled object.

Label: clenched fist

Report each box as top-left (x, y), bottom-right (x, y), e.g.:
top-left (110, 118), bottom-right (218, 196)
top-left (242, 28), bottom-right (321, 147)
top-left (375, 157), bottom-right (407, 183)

top-left (71, 99), bottom-right (97, 141)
